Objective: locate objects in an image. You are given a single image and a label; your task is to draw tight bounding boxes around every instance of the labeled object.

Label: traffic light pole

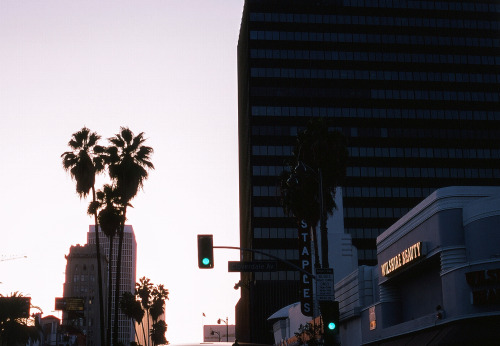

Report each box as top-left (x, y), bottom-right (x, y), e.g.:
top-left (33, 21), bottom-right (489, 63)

top-left (213, 246), bottom-right (315, 279)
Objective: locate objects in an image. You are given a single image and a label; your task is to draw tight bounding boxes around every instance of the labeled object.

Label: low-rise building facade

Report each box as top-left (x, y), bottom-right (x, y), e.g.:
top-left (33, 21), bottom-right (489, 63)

top-left (336, 186), bottom-right (500, 345)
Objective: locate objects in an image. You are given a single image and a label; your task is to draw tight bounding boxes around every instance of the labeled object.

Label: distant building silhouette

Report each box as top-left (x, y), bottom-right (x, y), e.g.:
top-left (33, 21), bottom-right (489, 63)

top-left (63, 244), bottom-right (107, 345)
top-left (88, 225), bottom-right (137, 345)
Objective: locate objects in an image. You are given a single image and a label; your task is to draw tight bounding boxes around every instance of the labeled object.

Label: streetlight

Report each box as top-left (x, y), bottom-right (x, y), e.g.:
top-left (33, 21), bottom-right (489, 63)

top-left (217, 317), bottom-right (229, 342)
top-left (210, 329), bottom-right (221, 342)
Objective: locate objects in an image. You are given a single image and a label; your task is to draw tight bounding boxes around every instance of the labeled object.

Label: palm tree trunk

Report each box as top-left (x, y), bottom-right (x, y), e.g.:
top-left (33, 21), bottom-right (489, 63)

top-left (320, 215), bottom-right (330, 268)
top-left (106, 234), bottom-right (114, 346)
top-left (320, 209), bottom-right (329, 268)
top-left (113, 208), bottom-right (127, 345)
top-left (311, 225), bottom-right (320, 269)
top-left (142, 320), bottom-right (147, 346)
top-left (318, 169), bottom-right (330, 269)
top-left (92, 187), bottom-right (106, 346)
top-left (133, 324), bottom-right (140, 345)
top-left (147, 309), bottom-right (151, 346)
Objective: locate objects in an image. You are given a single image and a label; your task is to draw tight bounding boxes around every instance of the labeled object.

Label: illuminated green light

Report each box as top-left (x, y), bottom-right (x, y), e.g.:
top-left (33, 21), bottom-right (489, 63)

top-left (328, 322), bottom-right (336, 330)
top-left (202, 258), bottom-right (210, 266)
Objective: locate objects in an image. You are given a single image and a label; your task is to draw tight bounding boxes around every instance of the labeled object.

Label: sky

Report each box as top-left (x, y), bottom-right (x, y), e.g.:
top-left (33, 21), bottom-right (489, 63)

top-left (0, 0), bottom-right (245, 343)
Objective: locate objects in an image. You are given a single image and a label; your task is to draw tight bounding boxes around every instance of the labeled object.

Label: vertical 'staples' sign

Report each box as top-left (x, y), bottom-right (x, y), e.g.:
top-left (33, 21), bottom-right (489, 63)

top-left (298, 220), bottom-right (313, 316)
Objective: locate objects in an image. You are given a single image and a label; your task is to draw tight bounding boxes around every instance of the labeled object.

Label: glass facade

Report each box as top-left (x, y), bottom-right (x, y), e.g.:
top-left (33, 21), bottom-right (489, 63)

top-left (237, 0), bottom-right (499, 343)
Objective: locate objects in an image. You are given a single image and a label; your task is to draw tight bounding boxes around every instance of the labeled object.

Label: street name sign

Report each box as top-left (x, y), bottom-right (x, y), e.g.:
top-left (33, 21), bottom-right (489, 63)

top-left (228, 261), bottom-right (278, 272)
top-left (316, 268), bottom-right (334, 301)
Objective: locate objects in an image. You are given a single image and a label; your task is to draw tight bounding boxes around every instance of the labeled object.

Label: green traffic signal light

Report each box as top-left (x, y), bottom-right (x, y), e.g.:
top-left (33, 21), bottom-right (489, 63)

top-left (320, 300), bottom-right (340, 344)
top-left (198, 234), bottom-right (214, 269)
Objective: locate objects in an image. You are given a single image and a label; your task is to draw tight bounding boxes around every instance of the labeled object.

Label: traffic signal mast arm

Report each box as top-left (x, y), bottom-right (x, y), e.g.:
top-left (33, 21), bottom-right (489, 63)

top-left (214, 246), bottom-right (315, 279)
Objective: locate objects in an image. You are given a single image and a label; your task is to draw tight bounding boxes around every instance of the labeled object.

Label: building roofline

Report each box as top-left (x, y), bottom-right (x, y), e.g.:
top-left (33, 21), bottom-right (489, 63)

top-left (377, 186), bottom-right (500, 251)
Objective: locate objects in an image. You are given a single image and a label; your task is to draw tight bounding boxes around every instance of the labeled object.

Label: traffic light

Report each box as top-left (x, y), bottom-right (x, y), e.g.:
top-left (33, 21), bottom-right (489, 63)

top-left (320, 300), bottom-right (340, 345)
top-left (197, 234), bottom-right (214, 269)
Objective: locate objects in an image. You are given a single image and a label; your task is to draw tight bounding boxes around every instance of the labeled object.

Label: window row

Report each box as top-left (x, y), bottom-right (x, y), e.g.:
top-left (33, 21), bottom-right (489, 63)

top-left (347, 166), bottom-right (500, 179)
top-left (346, 0), bottom-right (496, 12)
top-left (254, 248), bottom-right (299, 261)
top-left (252, 125), bottom-right (298, 137)
top-left (253, 143), bottom-right (500, 160)
top-left (74, 264), bottom-right (94, 271)
top-left (251, 106), bottom-right (500, 121)
top-left (253, 165), bottom-right (288, 177)
top-left (251, 67), bottom-right (499, 84)
top-left (254, 271), bottom-right (300, 281)
top-left (73, 285), bottom-right (94, 294)
top-left (357, 249), bottom-right (377, 261)
top-left (371, 89), bottom-right (499, 102)
top-left (249, 30), bottom-right (499, 48)
top-left (254, 207), bottom-right (287, 218)
top-left (251, 86), bottom-right (499, 103)
top-left (344, 207), bottom-right (411, 218)
top-left (252, 145), bottom-right (293, 156)
top-left (250, 48), bottom-right (499, 66)
top-left (343, 186), bottom-right (435, 199)
top-left (73, 274), bottom-right (96, 282)
top-left (347, 228), bottom-right (384, 239)
top-left (254, 227), bottom-right (298, 239)
top-left (349, 147), bottom-right (500, 159)
top-left (253, 185), bottom-right (280, 197)
top-left (250, 11), bottom-right (498, 28)
top-left (352, 127), bottom-right (500, 140)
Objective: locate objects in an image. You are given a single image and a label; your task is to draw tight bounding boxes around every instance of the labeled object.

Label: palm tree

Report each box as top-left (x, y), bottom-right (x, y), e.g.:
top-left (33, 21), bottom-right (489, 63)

top-left (150, 320), bottom-right (168, 346)
top-left (106, 127), bottom-right (154, 344)
top-left (61, 127), bottom-right (106, 345)
top-left (279, 165), bottom-right (321, 269)
top-left (280, 119), bottom-right (348, 268)
top-left (150, 284), bottom-right (169, 324)
top-left (119, 291), bottom-right (145, 344)
top-left (139, 279), bottom-right (169, 346)
top-left (94, 184), bottom-right (123, 346)
top-left (136, 277), bottom-right (153, 345)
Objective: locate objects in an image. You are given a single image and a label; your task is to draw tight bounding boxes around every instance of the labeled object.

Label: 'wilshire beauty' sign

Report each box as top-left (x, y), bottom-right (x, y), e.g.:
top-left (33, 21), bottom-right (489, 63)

top-left (381, 242), bottom-right (424, 277)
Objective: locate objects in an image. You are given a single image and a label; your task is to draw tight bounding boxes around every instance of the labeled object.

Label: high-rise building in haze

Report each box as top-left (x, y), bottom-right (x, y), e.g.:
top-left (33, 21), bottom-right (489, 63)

top-left (237, 0), bottom-right (499, 343)
top-left (88, 225), bottom-right (137, 345)
top-left (63, 244), bottom-right (107, 345)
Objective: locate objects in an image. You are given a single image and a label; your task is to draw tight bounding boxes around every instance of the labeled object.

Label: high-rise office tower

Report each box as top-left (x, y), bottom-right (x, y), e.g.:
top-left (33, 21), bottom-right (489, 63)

top-left (63, 244), bottom-right (107, 345)
top-left (88, 225), bottom-right (137, 345)
top-left (237, 0), bottom-right (499, 343)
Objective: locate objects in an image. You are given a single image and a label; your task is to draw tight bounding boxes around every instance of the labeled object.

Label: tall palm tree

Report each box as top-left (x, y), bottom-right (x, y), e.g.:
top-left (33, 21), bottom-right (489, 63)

top-left (280, 119), bottom-right (348, 268)
top-left (133, 278), bottom-right (169, 346)
top-left (106, 127), bottom-right (154, 344)
top-left (61, 127), bottom-right (106, 345)
top-left (136, 276), bottom-right (153, 346)
top-left (279, 165), bottom-right (322, 269)
top-left (95, 184), bottom-right (123, 346)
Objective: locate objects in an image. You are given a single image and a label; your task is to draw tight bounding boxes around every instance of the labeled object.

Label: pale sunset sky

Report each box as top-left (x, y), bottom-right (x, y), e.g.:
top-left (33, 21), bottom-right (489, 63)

top-left (0, 1), bottom-right (244, 343)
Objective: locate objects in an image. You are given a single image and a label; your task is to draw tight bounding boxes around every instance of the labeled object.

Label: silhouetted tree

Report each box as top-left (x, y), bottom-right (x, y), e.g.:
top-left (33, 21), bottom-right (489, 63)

top-left (120, 291), bottom-right (145, 344)
top-left (0, 292), bottom-right (40, 345)
top-left (106, 127), bottom-right (154, 345)
top-left (121, 278), bottom-right (169, 346)
top-left (93, 184), bottom-right (123, 346)
top-left (61, 127), bottom-right (106, 345)
top-left (280, 118), bottom-right (348, 268)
